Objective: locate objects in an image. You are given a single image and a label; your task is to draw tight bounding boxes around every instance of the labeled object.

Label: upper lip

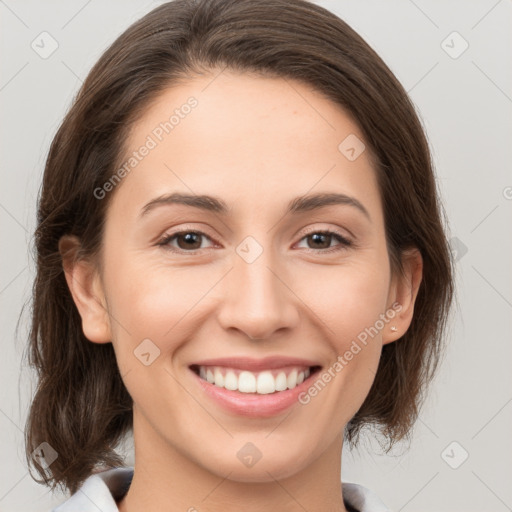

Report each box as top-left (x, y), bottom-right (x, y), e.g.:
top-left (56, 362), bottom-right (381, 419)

top-left (189, 356), bottom-right (321, 372)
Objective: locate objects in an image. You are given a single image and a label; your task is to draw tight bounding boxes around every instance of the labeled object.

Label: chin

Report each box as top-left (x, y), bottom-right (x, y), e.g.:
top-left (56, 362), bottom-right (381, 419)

top-left (198, 446), bottom-right (314, 483)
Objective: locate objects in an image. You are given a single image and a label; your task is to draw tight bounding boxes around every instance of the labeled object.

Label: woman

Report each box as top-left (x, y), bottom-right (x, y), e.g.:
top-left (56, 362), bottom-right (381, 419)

top-left (25, 0), bottom-right (454, 510)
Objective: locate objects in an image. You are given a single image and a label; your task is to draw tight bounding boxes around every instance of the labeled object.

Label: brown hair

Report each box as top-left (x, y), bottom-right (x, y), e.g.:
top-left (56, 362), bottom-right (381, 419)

top-left (24, 0), bottom-right (454, 495)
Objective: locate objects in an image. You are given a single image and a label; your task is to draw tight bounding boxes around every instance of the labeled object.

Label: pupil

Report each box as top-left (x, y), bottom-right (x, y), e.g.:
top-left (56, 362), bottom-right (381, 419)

top-left (311, 233), bottom-right (329, 249)
top-left (180, 232), bottom-right (201, 249)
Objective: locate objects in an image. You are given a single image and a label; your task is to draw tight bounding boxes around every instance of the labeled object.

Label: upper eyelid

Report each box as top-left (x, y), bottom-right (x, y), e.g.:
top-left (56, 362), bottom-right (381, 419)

top-left (161, 225), bottom-right (351, 239)
top-left (295, 225), bottom-right (353, 242)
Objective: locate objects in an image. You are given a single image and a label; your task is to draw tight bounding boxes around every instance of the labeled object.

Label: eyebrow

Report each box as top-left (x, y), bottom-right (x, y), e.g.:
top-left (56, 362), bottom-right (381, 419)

top-left (140, 192), bottom-right (371, 220)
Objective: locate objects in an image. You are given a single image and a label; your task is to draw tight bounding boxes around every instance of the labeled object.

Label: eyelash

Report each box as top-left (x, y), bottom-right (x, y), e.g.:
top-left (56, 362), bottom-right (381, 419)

top-left (156, 228), bottom-right (353, 255)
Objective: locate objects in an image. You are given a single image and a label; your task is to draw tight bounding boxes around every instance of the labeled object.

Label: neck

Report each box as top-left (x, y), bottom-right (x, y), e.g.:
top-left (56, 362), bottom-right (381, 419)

top-left (118, 411), bottom-right (348, 512)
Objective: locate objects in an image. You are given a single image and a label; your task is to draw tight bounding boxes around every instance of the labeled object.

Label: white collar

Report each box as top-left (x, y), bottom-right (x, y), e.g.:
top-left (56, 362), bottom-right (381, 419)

top-left (53, 467), bottom-right (390, 512)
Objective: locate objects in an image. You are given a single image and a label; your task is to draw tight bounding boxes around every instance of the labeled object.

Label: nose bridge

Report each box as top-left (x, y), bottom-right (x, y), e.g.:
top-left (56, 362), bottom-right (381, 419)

top-left (217, 234), bottom-right (299, 339)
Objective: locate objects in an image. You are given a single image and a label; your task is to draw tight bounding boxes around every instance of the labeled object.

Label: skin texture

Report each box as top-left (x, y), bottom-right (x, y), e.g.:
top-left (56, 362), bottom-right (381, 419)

top-left (61, 70), bottom-right (422, 512)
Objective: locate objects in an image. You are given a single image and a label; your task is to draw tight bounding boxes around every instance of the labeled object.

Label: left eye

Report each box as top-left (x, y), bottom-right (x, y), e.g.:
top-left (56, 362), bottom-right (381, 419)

top-left (158, 230), bottom-right (352, 253)
top-left (158, 231), bottom-right (214, 252)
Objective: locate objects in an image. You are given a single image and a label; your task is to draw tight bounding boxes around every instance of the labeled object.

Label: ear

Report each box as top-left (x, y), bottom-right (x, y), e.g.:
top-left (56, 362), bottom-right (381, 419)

top-left (382, 247), bottom-right (423, 345)
top-left (59, 235), bottom-right (112, 344)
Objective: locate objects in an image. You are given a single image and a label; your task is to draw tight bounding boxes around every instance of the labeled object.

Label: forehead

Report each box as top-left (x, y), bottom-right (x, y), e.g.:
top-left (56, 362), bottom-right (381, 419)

top-left (111, 71), bottom-right (383, 223)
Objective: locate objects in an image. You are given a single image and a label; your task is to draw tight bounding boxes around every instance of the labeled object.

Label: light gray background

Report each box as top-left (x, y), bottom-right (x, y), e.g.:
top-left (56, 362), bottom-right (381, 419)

top-left (1, 1), bottom-right (511, 511)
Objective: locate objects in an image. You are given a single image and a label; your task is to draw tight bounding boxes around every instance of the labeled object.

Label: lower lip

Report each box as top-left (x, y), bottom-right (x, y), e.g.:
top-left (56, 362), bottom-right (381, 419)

top-left (191, 368), bottom-right (318, 418)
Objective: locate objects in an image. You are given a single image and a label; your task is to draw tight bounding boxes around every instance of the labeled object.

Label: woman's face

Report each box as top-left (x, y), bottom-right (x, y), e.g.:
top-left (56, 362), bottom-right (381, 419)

top-left (73, 71), bottom-right (418, 482)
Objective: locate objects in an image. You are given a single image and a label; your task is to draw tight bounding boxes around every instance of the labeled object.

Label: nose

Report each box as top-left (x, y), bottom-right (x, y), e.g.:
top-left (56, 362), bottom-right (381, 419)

top-left (217, 246), bottom-right (300, 341)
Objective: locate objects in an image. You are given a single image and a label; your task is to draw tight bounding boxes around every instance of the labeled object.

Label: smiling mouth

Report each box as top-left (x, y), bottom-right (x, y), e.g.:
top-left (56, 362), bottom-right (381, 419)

top-left (189, 364), bottom-right (322, 395)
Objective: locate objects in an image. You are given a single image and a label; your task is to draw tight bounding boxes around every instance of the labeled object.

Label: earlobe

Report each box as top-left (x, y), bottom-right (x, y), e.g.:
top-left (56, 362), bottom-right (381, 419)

top-left (59, 235), bottom-right (112, 344)
top-left (382, 247), bottom-right (423, 345)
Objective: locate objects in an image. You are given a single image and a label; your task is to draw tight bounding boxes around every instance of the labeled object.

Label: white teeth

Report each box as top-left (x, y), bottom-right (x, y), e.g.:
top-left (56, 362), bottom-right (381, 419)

top-left (287, 369), bottom-right (298, 389)
top-left (224, 371), bottom-right (238, 391)
top-left (238, 371), bottom-right (256, 393)
top-left (256, 371), bottom-right (275, 394)
top-left (196, 365), bottom-right (314, 394)
top-left (214, 368), bottom-right (224, 387)
top-left (275, 372), bottom-right (288, 391)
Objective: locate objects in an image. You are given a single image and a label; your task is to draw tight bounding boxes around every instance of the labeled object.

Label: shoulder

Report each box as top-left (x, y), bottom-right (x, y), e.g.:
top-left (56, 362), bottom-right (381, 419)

top-left (342, 481), bottom-right (391, 512)
top-left (52, 467), bottom-right (134, 512)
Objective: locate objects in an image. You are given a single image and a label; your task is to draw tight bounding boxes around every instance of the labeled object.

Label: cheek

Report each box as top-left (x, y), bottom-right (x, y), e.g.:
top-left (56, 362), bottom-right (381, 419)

top-left (296, 319), bottom-right (384, 448)
top-left (300, 258), bottom-right (391, 345)
top-left (103, 251), bottom-right (224, 368)
top-left (103, 259), bottom-right (205, 410)
top-left (293, 258), bottom-right (390, 416)
top-left (107, 266), bottom-right (191, 331)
